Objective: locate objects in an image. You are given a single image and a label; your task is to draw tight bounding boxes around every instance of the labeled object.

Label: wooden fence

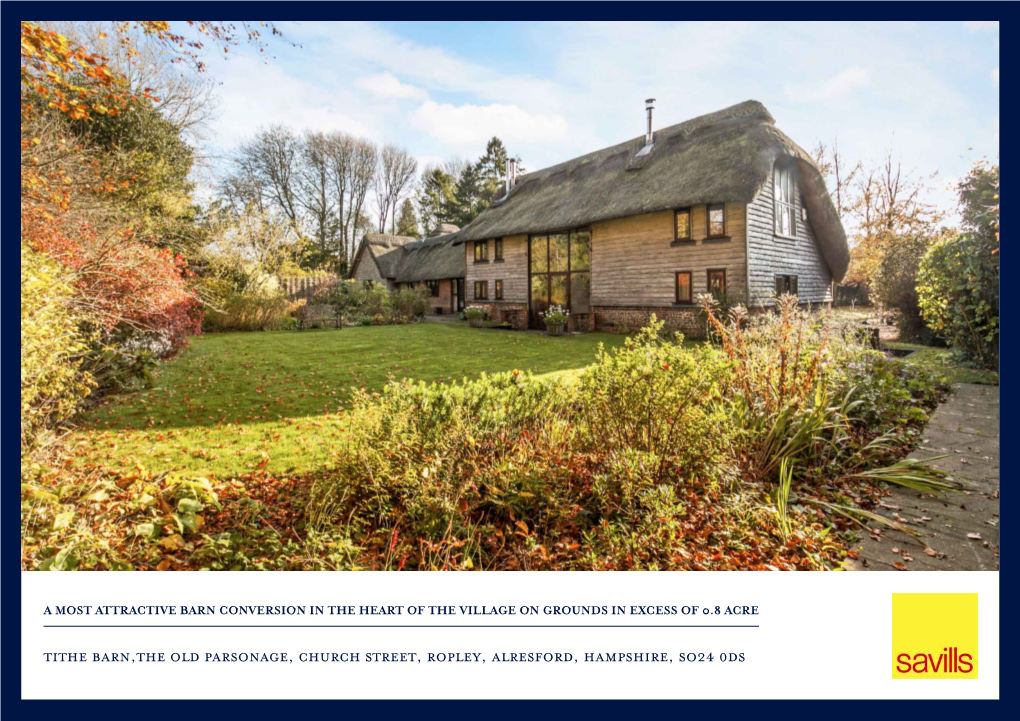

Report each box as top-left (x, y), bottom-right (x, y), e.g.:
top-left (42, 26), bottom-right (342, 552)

top-left (279, 275), bottom-right (338, 302)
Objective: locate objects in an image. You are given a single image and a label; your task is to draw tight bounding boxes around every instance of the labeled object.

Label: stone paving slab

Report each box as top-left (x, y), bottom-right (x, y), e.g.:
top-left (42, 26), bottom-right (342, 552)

top-left (851, 383), bottom-right (999, 572)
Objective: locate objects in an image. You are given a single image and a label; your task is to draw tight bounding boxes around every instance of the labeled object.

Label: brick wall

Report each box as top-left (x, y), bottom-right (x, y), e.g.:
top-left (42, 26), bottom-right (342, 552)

top-left (468, 302), bottom-right (528, 330)
top-left (593, 305), bottom-right (704, 338)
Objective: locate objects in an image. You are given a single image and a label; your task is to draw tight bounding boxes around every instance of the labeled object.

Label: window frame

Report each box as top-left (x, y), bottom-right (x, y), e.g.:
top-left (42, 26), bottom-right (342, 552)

top-left (474, 280), bottom-right (488, 300)
top-left (706, 203), bottom-right (727, 239)
top-left (774, 274), bottom-right (798, 297)
top-left (494, 237), bottom-right (503, 261)
top-left (494, 279), bottom-right (504, 300)
top-left (673, 208), bottom-right (693, 244)
top-left (707, 268), bottom-right (727, 298)
top-left (473, 241), bottom-right (488, 263)
top-left (675, 271), bottom-right (694, 305)
top-left (774, 164), bottom-right (798, 240)
top-left (426, 280), bottom-right (441, 298)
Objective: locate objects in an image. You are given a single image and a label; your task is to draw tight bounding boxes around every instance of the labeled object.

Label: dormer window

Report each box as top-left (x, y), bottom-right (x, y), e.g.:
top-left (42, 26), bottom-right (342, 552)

top-left (775, 164), bottom-right (797, 238)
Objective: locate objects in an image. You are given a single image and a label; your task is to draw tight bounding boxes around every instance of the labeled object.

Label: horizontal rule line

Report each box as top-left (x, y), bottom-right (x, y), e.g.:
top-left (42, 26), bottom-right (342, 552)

top-left (44, 624), bottom-right (759, 629)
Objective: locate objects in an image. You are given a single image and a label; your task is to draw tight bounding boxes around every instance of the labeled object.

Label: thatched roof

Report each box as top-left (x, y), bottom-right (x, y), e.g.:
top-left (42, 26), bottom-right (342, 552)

top-left (352, 231), bottom-right (464, 283)
top-left (455, 100), bottom-right (850, 281)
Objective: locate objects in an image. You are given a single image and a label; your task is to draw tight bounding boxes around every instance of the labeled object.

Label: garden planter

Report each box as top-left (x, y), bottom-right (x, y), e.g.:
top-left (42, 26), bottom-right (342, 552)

top-left (468, 317), bottom-right (484, 328)
top-left (545, 322), bottom-right (566, 336)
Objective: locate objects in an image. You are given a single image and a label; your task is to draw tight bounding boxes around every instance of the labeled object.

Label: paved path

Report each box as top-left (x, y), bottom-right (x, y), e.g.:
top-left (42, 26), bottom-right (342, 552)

top-left (852, 383), bottom-right (999, 571)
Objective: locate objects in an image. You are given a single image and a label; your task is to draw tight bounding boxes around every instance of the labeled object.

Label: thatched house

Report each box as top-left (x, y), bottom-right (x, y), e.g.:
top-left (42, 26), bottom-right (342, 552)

top-left (452, 100), bottom-right (850, 332)
top-left (349, 224), bottom-right (466, 314)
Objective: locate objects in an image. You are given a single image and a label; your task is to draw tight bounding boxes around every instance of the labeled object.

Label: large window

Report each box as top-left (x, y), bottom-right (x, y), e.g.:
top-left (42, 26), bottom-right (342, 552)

top-left (707, 204), bottom-right (726, 238)
top-left (675, 271), bottom-right (693, 304)
top-left (707, 269), bottom-right (726, 298)
top-left (529, 228), bottom-right (591, 328)
top-left (474, 241), bottom-right (488, 262)
top-left (775, 275), bottom-right (798, 297)
top-left (775, 164), bottom-right (797, 237)
top-left (674, 208), bottom-right (692, 242)
top-left (494, 238), bottom-right (503, 261)
top-left (474, 280), bottom-right (488, 299)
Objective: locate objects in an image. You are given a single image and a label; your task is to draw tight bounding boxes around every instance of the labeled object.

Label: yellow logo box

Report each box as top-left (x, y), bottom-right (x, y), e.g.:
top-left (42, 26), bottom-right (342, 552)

top-left (892, 593), bottom-right (978, 679)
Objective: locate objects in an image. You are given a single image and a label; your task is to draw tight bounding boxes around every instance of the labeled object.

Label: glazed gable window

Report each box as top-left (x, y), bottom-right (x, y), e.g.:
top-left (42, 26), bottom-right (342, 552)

top-left (775, 164), bottom-right (797, 238)
top-left (474, 241), bottom-right (488, 262)
top-left (707, 204), bottom-right (726, 238)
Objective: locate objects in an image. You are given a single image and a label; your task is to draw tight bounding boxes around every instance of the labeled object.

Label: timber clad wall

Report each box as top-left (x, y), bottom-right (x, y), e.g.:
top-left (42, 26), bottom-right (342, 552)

top-left (590, 204), bottom-right (748, 306)
top-left (464, 234), bottom-right (528, 303)
top-left (746, 167), bottom-right (833, 305)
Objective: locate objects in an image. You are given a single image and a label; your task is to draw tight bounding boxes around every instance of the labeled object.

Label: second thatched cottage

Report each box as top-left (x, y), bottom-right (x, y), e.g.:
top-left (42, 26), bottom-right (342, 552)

top-left (353, 100), bottom-right (850, 334)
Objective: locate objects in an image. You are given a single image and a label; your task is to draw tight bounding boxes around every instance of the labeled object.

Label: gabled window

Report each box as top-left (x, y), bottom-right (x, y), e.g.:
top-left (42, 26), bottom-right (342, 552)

top-left (707, 204), bottom-right (726, 238)
top-left (775, 275), bottom-right (798, 297)
top-left (774, 164), bottom-right (797, 238)
top-left (474, 241), bottom-right (488, 262)
top-left (674, 208), bottom-right (692, 241)
top-left (495, 280), bottom-right (504, 300)
top-left (474, 280), bottom-right (488, 299)
top-left (494, 238), bottom-right (503, 260)
top-left (707, 269), bottom-right (726, 298)
top-left (675, 271), bottom-right (693, 304)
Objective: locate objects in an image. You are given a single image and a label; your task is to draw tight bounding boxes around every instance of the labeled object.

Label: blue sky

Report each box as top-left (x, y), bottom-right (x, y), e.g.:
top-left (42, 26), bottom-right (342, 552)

top-left (201, 20), bottom-right (999, 223)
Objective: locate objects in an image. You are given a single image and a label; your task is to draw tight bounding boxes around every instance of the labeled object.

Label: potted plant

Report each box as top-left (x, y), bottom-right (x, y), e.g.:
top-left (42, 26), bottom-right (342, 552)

top-left (541, 305), bottom-right (569, 336)
top-left (464, 306), bottom-right (486, 328)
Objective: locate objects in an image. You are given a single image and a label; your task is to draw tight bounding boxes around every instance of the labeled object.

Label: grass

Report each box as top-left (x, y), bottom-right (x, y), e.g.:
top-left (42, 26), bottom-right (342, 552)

top-left (73, 324), bottom-right (628, 479)
top-left (884, 342), bottom-right (999, 385)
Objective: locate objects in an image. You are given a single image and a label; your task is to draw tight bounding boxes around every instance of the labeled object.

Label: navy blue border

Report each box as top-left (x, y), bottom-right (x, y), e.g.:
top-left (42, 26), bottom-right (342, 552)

top-left (8, 3), bottom-right (1005, 711)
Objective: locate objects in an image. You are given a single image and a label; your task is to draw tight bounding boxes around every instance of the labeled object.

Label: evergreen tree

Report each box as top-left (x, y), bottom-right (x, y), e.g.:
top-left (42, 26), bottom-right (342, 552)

top-left (395, 198), bottom-right (421, 238)
top-left (416, 165), bottom-right (457, 236)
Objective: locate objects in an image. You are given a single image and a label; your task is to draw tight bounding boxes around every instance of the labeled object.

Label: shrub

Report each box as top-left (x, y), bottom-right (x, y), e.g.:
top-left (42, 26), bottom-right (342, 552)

top-left (204, 287), bottom-right (291, 332)
top-left (576, 319), bottom-right (733, 486)
top-left (390, 288), bottom-right (429, 321)
top-left (21, 246), bottom-right (95, 456)
top-left (917, 235), bottom-right (999, 369)
top-left (871, 233), bottom-right (937, 342)
top-left (463, 306), bottom-right (486, 319)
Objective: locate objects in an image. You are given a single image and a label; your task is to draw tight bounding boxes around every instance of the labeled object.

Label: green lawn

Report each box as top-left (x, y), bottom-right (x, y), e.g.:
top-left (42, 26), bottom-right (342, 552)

top-left (74, 324), bottom-right (628, 479)
top-left (884, 342), bottom-right (999, 385)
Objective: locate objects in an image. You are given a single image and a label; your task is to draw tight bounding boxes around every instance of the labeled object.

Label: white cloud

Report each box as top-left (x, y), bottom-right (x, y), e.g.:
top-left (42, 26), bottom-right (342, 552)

top-left (354, 72), bottom-right (428, 100)
top-left (411, 101), bottom-right (570, 146)
top-left (965, 21), bottom-right (999, 31)
top-left (992, 68), bottom-right (999, 88)
top-left (784, 66), bottom-right (871, 103)
top-left (208, 56), bottom-right (373, 149)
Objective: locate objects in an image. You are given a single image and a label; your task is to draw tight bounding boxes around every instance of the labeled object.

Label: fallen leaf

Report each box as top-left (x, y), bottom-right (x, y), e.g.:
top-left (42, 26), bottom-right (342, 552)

top-left (893, 561), bottom-right (908, 571)
top-left (967, 533), bottom-right (982, 540)
top-left (924, 548), bottom-right (939, 557)
top-left (156, 559), bottom-right (170, 571)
